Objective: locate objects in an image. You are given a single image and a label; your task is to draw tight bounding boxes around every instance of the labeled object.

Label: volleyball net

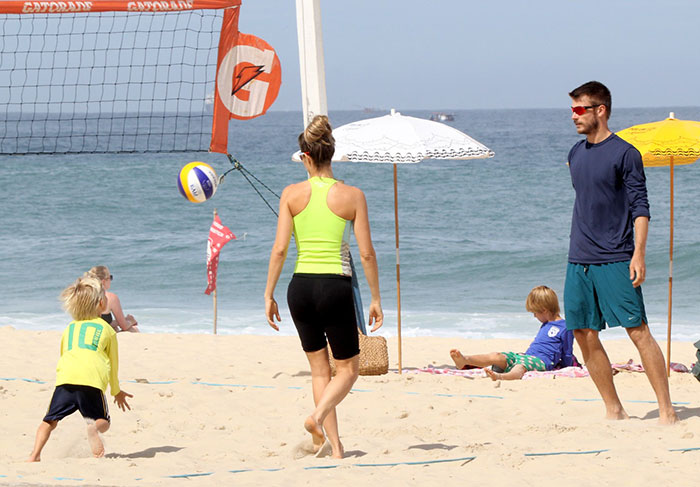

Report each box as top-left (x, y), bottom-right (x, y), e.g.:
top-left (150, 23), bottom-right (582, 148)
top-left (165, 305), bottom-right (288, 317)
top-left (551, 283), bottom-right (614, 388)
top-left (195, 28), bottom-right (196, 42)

top-left (0, 1), bottom-right (262, 155)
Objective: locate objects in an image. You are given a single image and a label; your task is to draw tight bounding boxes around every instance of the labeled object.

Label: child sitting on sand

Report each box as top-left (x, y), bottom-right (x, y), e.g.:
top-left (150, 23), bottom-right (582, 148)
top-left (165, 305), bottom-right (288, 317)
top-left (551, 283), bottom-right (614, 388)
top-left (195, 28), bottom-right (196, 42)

top-left (28, 275), bottom-right (132, 461)
top-left (450, 286), bottom-right (575, 380)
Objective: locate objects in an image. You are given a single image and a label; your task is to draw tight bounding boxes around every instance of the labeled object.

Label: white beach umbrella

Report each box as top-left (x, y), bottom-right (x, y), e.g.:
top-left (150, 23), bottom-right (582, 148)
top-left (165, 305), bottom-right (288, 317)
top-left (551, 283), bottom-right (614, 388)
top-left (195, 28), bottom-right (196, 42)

top-left (293, 109), bottom-right (494, 372)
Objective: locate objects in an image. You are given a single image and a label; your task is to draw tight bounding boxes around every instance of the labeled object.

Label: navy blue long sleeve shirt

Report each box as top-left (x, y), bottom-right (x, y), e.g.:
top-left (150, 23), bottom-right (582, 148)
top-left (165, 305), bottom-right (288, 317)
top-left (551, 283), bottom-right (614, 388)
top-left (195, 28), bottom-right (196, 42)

top-left (567, 134), bottom-right (650, 264)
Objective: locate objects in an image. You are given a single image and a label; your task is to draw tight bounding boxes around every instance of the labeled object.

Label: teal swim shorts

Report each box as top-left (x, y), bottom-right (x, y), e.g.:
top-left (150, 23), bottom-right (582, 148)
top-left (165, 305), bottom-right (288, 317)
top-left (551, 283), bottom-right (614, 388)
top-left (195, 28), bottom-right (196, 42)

top-left (564, 261), bottom-right (647, 331)
top-left (501, 351), bottom-right (546, 372)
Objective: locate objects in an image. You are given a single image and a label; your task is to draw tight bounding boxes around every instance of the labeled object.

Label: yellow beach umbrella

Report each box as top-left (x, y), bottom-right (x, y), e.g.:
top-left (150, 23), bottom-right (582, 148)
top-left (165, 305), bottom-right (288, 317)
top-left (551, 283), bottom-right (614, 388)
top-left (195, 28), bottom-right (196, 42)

top-left (617, 113), bottom-right (700, 375)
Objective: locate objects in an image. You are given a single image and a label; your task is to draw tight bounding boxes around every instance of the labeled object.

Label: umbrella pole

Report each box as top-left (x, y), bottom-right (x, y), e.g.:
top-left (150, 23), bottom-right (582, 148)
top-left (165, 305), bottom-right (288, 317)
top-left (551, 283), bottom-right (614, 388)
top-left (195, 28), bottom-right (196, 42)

top-left (666, 156), bottom-right (674, 376)
top-left (393, 164), bottom-right (403, 374)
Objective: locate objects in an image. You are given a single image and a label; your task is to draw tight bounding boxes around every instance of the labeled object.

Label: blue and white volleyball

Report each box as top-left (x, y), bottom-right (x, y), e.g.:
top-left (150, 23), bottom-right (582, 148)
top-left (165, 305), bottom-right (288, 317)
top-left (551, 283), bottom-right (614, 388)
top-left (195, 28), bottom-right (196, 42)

top-left (178, 162), bottom-right (218, 203)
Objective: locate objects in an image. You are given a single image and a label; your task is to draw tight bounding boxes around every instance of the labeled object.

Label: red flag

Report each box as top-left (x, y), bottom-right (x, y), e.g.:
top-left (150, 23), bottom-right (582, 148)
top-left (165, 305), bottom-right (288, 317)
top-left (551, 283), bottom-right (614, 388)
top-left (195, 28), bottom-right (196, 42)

top-left (205, 214), bottom-right (235, 295)
top-left (209, 7), bottom-right (282, 154)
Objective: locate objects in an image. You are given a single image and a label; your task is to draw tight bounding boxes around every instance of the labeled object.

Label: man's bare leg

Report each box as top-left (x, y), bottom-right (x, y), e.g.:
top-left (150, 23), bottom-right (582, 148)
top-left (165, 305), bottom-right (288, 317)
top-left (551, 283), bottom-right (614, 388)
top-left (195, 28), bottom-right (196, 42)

top-left (450, 350), bottom-right (508, 370)
top-left (626, 323), bottom-right (679, 424)
top-left (27, 420), bottom-right (57, 462)
top-left (574, 329), bottom-right (628, 420)
top-left (484, 364), bottom-right (526, 381)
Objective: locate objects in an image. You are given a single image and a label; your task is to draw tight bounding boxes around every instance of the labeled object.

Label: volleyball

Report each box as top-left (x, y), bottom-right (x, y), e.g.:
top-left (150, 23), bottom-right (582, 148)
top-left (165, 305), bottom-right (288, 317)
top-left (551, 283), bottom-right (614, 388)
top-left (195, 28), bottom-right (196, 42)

top-left (177, 162), bottom-right (218, 203)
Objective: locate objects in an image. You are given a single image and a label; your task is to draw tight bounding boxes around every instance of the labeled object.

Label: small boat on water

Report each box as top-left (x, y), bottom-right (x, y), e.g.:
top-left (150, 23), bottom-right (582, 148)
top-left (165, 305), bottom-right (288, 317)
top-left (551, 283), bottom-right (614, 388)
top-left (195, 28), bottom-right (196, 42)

top-left (429, 112), bottom-right (455, 122)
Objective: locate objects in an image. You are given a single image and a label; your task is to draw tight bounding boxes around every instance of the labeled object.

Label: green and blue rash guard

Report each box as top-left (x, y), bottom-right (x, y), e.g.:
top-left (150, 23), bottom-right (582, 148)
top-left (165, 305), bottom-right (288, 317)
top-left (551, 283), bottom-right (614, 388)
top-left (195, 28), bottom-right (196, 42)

top-left (293, 177), bottom-right (352, 276)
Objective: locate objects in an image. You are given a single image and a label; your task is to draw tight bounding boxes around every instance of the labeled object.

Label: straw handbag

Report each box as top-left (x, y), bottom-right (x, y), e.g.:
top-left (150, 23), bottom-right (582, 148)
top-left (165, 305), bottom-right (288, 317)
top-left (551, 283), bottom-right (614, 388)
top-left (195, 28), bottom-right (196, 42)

top-left (329, 328), bottom-right (388, 376)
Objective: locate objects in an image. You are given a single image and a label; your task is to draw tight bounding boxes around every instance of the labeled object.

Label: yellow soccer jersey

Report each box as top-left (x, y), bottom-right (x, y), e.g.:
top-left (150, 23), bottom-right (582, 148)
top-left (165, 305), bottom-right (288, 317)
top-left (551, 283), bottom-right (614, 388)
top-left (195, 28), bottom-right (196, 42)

top-left (55, 318), bottom-right (120, 395)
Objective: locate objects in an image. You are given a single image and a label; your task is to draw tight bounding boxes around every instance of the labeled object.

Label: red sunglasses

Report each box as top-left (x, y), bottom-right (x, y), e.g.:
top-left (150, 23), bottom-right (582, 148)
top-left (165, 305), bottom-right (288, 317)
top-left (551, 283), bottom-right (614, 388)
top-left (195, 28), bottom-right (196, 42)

top-left (571, 104), bottom-right (601, 116)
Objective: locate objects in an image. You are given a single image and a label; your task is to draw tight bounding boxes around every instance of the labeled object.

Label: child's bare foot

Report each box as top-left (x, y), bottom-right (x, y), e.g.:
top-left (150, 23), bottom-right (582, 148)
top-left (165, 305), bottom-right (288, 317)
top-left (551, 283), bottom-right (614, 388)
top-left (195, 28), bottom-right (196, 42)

top-left (86, 422), bottom-right (105, 458)
top-left (449, 349), bottom-right (470, 369)
top-left (484, 368), bottom-right (501, 381)
top-left (304, 416), bottom-right (325, 449)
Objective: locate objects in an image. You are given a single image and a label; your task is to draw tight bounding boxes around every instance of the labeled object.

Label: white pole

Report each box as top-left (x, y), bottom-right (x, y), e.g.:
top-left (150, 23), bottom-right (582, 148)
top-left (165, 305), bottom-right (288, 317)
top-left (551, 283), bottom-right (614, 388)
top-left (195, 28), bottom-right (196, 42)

top-left (295, 0), bottom-right (328, 125)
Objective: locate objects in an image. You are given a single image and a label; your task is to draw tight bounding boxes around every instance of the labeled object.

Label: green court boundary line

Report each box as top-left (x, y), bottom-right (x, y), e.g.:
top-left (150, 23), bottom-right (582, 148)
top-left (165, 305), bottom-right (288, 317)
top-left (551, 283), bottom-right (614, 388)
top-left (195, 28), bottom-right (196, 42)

top-left (4, 377), bottom-right (691, 405)
top-left (524, 449), bottom-right (609, 457)
top-left (5, 449), bottom-right (700, 481)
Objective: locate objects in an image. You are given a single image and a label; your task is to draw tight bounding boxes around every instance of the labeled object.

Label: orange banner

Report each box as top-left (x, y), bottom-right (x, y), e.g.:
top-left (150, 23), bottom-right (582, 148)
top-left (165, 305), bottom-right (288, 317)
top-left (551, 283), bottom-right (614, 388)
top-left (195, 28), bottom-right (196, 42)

top-left (0, 1), bottom-right (240, 14)
top-left (210, 12), bottom-right (281, 154)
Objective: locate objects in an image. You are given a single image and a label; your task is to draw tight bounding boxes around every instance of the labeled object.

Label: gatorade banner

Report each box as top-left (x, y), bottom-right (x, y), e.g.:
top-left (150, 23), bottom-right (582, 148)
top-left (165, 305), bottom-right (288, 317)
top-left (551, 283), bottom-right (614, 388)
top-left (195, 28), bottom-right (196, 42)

top-left (210, 8), bottom-right (282, 153)
top-left (0, 1), bottom-right (241, 14)
top-left (205, 214), bottom-right (235, 295)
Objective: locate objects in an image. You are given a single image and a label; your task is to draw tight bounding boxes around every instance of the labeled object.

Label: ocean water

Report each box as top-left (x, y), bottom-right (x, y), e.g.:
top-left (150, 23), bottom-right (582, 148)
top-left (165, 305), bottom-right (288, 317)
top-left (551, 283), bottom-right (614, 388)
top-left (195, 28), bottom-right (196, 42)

top-left (1, 108), bottom-right (699, 341)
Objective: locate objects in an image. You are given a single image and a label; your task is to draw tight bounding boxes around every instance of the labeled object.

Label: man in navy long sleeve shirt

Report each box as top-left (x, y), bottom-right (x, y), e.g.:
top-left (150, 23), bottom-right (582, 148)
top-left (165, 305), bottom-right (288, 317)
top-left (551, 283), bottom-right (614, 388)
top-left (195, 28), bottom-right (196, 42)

top-left (564, 81), bottom-right (677, 424)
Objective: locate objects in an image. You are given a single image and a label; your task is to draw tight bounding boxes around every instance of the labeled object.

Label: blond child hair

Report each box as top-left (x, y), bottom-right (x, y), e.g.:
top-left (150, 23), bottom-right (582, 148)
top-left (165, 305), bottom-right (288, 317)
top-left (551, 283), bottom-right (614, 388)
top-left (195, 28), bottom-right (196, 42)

top-left (525, 285), bottom-right (560, 315)
top-left (60, 276), bottom-right (105, 321)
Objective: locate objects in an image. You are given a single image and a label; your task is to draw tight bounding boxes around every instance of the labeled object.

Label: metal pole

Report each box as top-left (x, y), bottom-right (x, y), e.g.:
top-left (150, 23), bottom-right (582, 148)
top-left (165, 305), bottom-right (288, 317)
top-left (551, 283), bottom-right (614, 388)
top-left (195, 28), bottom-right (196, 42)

top-left (295, 0), bottom-right (328, 127)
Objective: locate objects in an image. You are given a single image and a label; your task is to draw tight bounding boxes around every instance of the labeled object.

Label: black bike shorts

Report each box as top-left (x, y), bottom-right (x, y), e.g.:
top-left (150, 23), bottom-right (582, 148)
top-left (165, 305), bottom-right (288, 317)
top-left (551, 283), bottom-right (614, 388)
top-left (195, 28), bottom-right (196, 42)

top-left (287, 273), bottom-right (359, 360)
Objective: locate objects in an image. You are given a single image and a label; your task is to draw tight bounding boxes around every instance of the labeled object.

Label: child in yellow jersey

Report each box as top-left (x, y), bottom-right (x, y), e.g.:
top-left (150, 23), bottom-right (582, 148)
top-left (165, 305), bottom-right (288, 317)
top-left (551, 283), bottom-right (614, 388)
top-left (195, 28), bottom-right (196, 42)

top-left (28, 276), bottom-right (132, 461)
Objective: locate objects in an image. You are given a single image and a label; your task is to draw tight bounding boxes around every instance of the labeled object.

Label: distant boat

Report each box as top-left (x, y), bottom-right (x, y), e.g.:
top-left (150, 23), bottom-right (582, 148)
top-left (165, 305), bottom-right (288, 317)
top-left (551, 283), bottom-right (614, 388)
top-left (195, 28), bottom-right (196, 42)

top-left (429, 112), bottom-right (455, 122)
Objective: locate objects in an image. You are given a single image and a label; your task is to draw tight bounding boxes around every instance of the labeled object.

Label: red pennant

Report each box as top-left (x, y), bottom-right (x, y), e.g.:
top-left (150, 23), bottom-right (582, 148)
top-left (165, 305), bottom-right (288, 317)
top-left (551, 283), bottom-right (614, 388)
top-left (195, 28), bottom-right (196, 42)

top-left (205, 214), bottom-right (235, 295)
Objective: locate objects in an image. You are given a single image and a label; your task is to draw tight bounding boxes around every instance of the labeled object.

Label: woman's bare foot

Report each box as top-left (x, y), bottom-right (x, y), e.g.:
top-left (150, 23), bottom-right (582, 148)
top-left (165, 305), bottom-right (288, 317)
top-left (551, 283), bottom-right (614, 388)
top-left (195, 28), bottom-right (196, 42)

top-left (330, 440), bottom-right (344, 459)
top-left (304, 416), bottom-right (325, 450)
top-left (27, 453), bottom-right (41, 462)
top-left (449, 349), bottom-right (470, 369)
top-left (86, 422), bottom-right (105, 458)
top-left (484, 368), bottom-right (501, 381)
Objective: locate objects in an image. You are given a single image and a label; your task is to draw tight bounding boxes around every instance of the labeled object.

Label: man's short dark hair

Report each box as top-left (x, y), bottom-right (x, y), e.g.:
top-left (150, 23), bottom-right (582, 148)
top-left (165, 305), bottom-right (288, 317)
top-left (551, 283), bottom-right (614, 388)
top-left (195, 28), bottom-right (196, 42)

top-left (569, 81), bottom-right (612, 119)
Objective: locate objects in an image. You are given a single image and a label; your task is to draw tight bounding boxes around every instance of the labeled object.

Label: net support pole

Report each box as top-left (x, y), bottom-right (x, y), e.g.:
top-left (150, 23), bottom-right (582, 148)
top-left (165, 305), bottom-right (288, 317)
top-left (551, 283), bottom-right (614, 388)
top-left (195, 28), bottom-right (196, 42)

top-left (213, 208), bottom-right (219, 335)
top-left (295, 0), bottom-right (328, 127)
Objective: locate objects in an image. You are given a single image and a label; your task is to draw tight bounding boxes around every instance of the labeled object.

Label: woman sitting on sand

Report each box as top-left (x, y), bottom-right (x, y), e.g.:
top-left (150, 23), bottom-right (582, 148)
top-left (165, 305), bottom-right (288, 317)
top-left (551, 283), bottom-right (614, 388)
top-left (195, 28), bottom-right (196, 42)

top-left (87, 266), bottom-right (140, 333)
top-left (264, 115), bottom-right (383, 459)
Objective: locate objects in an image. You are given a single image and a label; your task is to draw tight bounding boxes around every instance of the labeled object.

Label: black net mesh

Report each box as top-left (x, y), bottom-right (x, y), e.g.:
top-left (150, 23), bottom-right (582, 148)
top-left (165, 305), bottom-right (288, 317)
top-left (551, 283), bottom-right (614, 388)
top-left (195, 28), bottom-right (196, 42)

top-left (0, 10), bottom-right (222, 154)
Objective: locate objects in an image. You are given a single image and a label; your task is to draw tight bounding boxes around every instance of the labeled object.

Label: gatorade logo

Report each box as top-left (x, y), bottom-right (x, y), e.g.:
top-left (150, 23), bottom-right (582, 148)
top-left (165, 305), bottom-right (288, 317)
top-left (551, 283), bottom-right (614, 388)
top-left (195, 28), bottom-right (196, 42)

top-left (217, 33), bottom-right (281, 120)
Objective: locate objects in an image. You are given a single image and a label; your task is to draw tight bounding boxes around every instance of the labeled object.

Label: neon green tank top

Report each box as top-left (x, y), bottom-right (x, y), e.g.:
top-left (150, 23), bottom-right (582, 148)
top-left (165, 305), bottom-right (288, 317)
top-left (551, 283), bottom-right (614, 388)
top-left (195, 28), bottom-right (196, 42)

top-left (293, 177), bottom-right (352, 275)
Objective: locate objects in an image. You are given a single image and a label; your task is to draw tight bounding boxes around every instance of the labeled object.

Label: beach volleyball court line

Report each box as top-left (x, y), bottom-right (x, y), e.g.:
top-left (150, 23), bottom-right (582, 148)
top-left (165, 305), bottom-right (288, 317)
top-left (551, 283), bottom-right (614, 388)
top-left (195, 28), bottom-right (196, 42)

top-left (566, 397), bottom-right (690, 405)
top-left (353, 456), bottom-right (477, 467)
top-left (166, 472), bottom-right (214, 478)
top-left (524, 449), bottom-right (609, 457)
top-left (0, 377), bottom-right (46, 384)
top-left (7, 377), bottom-right (692, 405)
top-left (668, 447), bottom-right (700, 453)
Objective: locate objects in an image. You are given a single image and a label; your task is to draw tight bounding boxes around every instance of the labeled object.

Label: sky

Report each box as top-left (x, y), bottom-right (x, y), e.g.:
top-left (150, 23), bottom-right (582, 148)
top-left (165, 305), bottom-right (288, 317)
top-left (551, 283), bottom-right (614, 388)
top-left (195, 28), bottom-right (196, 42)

top-left (238, 0), bottom-right (700, 111)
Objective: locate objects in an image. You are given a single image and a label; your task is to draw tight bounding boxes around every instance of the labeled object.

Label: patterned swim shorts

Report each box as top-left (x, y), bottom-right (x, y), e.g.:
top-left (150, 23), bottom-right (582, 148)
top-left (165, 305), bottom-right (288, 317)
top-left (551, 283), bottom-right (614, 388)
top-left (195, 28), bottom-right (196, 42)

top-left (501, 351), bottom-right (546, 372)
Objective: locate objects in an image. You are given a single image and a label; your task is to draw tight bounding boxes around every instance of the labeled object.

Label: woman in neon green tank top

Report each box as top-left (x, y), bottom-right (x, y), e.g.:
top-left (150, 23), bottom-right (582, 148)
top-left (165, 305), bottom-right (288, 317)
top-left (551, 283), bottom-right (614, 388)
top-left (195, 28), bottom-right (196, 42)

top-left (265, 115), bottom-right (383, 459)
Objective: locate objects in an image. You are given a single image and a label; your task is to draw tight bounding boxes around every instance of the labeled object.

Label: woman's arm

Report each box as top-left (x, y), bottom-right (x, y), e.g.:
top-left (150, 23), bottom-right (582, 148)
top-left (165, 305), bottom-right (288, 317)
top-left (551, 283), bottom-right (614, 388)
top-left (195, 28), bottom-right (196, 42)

top-left (352, 189), bottom-right (383, 332)
top-left (264, 186), bottom-right (294, 330)
top-left (107, 292), bottom-right (136, 332)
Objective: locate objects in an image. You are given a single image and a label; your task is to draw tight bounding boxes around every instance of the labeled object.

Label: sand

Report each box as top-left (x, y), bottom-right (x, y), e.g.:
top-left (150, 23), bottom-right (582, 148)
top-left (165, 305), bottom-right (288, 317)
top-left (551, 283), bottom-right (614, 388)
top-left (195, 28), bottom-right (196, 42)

top-left (1, 326), bottom-right (698, 486)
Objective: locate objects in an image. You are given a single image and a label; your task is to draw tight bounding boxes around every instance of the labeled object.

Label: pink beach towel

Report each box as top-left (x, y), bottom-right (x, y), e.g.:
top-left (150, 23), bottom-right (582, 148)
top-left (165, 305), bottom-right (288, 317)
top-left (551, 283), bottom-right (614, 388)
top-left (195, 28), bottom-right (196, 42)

top-left (612, 359), bottom-right (689, 374)
top-left (405, 365), bottom-right (589, 379)
top-left (408, 360), bottom-right (690, 379)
